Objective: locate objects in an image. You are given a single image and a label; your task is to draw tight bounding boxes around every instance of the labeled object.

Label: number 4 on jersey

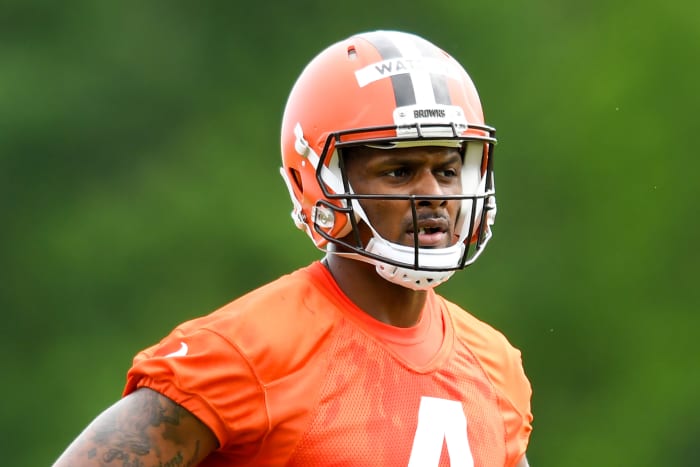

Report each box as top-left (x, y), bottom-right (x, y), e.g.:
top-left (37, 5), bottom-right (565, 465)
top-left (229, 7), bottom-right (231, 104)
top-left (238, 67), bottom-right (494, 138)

top-left (407, 396), bottom-right (474, 467)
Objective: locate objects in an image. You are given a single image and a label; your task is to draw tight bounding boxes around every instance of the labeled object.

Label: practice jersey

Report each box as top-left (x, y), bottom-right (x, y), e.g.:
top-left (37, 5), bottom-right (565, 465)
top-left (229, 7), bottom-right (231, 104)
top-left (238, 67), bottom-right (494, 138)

top-left (124, 262), bottom-right (532, 466)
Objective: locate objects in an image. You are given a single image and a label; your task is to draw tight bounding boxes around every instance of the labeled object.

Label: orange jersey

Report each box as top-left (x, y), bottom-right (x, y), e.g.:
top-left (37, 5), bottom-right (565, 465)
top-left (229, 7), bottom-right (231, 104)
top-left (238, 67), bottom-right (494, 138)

top-left (125, 262), bottom-right (532, 466)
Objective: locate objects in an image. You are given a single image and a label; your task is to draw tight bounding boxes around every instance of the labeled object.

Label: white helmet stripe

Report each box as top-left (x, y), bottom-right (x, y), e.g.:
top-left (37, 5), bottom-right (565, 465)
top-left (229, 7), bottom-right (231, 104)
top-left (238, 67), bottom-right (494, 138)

top-left (359, 31), bottom-right (455, 108)
top-left (385, 31), bottom-right (438, 106)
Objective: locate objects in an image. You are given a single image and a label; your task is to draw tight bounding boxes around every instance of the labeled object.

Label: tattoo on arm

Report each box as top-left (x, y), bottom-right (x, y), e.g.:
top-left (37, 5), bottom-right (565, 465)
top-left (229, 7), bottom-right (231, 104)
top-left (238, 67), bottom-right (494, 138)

top-left (84, 389), bottom-right (205, 466)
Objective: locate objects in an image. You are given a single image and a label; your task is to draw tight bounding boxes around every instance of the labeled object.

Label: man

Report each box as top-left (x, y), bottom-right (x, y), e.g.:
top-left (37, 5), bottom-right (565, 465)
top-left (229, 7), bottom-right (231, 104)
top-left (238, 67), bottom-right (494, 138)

top-left (54, 30), bottom-right (533, 466)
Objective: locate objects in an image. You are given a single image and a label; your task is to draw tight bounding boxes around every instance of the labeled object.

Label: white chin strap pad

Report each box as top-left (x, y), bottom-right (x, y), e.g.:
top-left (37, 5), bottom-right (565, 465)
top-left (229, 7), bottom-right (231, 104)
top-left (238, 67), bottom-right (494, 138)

top-left (366, 237), bottom-right (463, 290)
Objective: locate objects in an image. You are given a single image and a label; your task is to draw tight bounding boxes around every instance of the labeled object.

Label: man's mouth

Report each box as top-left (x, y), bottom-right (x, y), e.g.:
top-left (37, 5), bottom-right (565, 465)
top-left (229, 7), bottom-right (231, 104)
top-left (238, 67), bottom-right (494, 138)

top-left (407, 218), bottom-right (450, 247)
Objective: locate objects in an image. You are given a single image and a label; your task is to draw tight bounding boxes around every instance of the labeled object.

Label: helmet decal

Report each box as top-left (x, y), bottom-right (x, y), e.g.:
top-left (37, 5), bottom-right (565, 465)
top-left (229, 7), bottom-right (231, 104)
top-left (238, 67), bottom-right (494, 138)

top-left (357, 31), bottom-right (457, 107)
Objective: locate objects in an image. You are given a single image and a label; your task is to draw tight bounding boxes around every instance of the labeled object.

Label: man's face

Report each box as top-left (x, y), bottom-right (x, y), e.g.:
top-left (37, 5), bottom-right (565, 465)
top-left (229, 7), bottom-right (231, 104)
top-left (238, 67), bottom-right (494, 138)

top-left (342, 145), bottom-right (463, 249)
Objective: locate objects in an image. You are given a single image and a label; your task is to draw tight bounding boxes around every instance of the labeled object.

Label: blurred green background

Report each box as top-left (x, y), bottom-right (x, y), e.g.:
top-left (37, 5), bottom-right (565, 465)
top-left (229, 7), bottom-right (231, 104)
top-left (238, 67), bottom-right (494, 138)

top-left (2, 1), bottom-right (698, 465)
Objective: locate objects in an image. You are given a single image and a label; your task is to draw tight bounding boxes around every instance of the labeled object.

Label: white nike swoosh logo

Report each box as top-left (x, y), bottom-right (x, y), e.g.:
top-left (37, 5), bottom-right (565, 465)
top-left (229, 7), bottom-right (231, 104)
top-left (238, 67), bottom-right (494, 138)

top-left (165, 342), bottom-right (188, 358)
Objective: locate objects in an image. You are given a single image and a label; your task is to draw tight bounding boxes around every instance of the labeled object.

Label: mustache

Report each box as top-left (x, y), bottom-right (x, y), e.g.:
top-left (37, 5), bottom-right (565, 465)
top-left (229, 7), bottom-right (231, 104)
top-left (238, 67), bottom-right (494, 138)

top-left (412, 210), bottom-right (450, 222)
top-left (404, 211), bottom-right (451, 232)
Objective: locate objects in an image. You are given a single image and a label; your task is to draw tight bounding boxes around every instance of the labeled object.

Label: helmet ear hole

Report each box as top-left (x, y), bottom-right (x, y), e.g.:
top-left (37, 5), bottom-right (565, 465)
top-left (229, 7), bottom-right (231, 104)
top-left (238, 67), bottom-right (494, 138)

top-left (288, 168), bottom-right (303, 194)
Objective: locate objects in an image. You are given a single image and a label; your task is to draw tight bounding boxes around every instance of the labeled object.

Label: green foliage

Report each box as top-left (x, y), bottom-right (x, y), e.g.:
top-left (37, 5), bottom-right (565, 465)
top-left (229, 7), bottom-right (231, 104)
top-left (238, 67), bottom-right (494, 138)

top-left (2, 1), bottom-right (698, 465)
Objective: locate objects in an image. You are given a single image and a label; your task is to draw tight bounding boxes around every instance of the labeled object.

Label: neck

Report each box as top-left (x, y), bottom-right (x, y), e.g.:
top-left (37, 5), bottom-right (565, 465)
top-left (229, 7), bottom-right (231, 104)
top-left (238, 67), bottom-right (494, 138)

top-left (323, 253), bottom-right (428, 328)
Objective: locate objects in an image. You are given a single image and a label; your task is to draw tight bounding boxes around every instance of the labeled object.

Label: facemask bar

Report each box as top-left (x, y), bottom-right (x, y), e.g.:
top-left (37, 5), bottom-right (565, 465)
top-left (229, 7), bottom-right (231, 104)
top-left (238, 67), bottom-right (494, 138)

top-left (311, 121), bottom-right (496, 272)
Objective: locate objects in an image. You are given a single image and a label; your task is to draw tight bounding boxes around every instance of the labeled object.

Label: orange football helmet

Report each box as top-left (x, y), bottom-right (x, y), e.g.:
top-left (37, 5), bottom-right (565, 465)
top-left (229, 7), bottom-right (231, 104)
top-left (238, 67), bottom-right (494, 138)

top-left (280, 30), bottom-right (497, 289)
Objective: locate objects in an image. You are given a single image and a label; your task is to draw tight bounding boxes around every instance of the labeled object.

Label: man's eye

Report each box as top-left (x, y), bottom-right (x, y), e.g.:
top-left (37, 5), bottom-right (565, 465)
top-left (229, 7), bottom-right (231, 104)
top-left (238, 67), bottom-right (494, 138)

top-left (440, 168), bottom-right (459, 177)
top-left (386, 168), bottom-right (410, 177)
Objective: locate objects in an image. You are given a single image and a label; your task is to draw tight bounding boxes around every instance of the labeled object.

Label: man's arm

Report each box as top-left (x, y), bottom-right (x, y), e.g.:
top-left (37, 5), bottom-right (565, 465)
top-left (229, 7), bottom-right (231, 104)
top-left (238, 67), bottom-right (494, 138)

top-left (53, 387), bottom-right (218, 466)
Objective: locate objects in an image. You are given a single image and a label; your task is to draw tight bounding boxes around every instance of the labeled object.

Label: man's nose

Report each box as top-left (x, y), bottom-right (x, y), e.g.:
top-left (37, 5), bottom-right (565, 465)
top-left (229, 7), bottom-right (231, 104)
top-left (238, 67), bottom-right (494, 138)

top-left (414, 170), bottom-right (448, 206)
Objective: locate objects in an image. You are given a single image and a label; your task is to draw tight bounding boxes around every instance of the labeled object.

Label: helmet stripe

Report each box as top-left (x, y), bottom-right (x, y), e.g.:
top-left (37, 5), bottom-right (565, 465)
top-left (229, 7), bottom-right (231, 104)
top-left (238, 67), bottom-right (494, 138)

top-left (360, 31), bottom-right (452, 107)
top-left (430, 72), bottom-right (451, 105)
top-left (410, 35), bottom-right (452, 105)
top-left (361, 31), bottom-right (417, 107)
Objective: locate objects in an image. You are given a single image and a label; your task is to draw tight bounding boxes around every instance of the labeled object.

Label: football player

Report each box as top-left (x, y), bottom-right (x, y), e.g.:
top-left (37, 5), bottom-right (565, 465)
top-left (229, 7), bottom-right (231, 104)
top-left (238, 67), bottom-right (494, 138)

top-left (54, 30), bottom-right (532, 466)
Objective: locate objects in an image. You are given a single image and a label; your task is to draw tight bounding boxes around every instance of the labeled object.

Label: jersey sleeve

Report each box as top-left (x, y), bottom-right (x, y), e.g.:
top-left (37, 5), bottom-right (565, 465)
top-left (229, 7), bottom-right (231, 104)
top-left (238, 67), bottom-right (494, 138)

top-left (123, 325), bottom-right (268, 458)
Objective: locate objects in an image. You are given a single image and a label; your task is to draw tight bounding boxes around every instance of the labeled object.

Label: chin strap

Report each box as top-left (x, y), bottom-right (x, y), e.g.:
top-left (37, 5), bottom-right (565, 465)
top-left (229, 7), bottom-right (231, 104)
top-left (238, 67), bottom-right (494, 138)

top-left (374, 263), bottom-right (456, 290)
top-left (366, 237), bottom-right (463, 290)
top-left (330, 237), bottom-right (464, 290)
